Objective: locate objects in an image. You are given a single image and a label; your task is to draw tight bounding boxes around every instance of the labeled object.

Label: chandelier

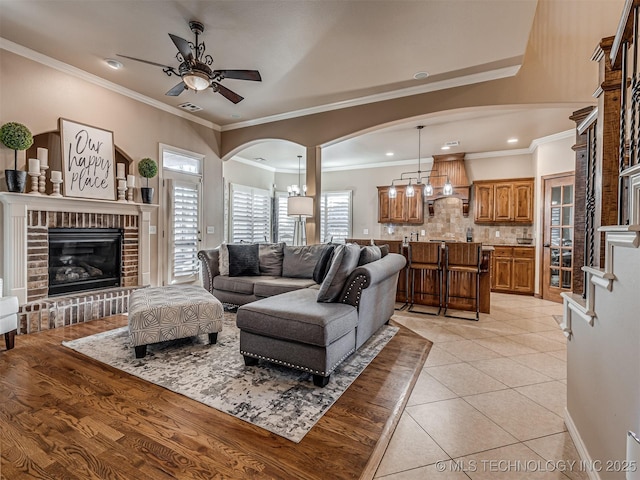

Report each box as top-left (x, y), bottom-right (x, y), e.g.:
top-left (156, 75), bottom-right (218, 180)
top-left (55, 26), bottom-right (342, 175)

top-left (388, 125), bottom-right (453, 198)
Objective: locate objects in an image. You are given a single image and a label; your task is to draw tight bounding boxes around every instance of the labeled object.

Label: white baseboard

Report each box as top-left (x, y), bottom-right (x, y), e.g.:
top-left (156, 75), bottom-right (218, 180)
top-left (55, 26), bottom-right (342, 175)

top-left (565, 408), bottom-right (602, 480)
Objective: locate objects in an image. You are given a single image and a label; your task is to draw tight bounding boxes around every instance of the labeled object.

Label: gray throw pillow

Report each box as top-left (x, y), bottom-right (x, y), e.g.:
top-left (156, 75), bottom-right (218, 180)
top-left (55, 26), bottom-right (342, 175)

top-left (282, 244), bottom-right (326, 278)
top-left (259, 243), bottom-right (285, 276)
top-left (358, 245), bottom-right (382, 266)
top-left (317, 243), bottom-right (360, 302)
top-left (218, 243), bottom-right (229, 276)
top-left (379, 244), bottom-right (390, 257)
top-left (228, 244), bottom-right (260, 277)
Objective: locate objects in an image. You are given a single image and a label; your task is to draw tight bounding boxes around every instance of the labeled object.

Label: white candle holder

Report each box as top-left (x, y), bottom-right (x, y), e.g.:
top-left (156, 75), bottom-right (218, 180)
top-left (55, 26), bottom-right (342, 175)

top-left (28, 171), bottom-right (41, 195)
top-left (127, 187), bottom-right (134, 202)
top-left (117, 183), bottom-right (127, 202)
top-left (50, 177), bottom-right (63, 197)
top-left (38, 165), bottom-right (49, 194)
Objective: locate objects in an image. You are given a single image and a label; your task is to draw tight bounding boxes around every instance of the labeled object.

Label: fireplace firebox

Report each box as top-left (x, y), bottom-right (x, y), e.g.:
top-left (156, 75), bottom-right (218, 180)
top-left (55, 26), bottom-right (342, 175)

top-left (48, 228), bottom-right (122, 296)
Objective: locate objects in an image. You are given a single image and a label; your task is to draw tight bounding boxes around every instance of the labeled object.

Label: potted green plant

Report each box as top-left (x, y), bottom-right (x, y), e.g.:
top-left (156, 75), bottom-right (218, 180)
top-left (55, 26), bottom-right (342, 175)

top-left (0, 122), bottom-right (33, 193)
top-left (137, 157), bottom-right (158, 204)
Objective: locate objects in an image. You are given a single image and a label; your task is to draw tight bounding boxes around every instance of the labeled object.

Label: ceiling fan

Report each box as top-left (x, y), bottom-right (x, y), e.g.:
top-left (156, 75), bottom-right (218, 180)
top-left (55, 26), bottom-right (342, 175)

top-left (117, 20), bottom-right (261, 104)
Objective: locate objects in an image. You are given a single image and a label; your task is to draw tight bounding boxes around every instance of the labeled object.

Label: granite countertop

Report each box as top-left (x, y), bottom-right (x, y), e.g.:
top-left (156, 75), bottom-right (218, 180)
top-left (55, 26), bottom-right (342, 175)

top-left (485, 243), bottom-right (535, 248)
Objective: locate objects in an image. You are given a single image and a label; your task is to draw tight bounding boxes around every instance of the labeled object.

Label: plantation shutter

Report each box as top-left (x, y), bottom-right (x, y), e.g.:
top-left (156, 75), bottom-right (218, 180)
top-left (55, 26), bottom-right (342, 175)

top-left (320, 191), bottom-right (352, 243)
top-left (169, 178), bottom-right (201, 284)
top-left (230, 184), bottom-right (271, 243)
top-left (276, 192), bottom-right (296, 244)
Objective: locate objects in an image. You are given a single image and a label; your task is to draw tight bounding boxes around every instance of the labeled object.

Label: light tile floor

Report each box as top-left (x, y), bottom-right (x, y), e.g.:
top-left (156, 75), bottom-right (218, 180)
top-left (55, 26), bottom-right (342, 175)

top-left (375, 293), bottom-right (588, 480)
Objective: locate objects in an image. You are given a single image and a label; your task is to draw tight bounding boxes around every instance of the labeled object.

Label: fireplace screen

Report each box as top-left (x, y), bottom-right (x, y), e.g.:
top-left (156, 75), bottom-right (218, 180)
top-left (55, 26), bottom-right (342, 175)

top-left (48, 228), bottom-right (122, 296)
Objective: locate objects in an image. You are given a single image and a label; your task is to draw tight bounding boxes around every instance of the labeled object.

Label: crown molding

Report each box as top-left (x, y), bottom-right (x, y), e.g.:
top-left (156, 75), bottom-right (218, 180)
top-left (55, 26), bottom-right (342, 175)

top-left (529, 129), bottom-right (574, 150)
top-left (465, 149), bottom-right (531, 160)
top-left (0, 37), bottom-right (220, 131)
top-left (230, 156), bottom-right (277, 172)
top-left (221, 65), bottom-right (522, 131)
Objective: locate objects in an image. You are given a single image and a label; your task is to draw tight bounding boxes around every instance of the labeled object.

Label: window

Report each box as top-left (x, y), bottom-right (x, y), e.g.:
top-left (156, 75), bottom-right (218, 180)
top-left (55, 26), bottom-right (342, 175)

top-left (275, 192), bottom-right (295, 244)
top-left (320, 191), bottom-right (352, 243)
top-left (168, 179), bottom-right (201, 283)
top-left (229, 184), bottom-right (271, 243)
top-left (161, 145), bottom-right (204, 285)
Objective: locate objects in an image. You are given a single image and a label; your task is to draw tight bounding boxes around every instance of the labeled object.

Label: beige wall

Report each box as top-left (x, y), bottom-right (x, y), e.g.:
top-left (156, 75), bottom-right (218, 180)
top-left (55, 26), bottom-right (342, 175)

top-left (223, 159), bottom-right (275, 192)
top-left (532, 135), bottom-right (576, 294)
top-left (0, 49), bottom-right (225, 285)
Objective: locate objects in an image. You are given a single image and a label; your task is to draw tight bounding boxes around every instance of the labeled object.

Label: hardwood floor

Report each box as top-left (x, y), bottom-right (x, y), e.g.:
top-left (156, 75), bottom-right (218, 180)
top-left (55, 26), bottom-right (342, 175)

top-left (0, 316), bottom-right (431, 480)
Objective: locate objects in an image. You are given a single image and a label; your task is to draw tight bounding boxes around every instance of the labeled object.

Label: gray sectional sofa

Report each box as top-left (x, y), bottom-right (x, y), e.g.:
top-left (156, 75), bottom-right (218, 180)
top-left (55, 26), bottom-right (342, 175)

top-left (198, 242), bottom-right (405, 386)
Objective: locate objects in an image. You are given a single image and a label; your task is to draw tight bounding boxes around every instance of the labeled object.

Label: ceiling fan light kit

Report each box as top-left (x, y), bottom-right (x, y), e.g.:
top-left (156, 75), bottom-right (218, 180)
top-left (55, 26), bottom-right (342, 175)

top-left (117, 20), bottom-right (261, 104)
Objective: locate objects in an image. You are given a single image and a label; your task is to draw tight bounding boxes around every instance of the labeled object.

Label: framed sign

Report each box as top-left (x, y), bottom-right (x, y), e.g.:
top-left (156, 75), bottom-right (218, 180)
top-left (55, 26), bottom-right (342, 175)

top-left (59, 118), bottom-right (116, 200)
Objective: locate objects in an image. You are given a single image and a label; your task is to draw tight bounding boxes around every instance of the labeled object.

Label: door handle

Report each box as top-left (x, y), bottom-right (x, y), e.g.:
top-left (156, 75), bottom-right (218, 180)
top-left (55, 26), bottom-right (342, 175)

top-left (543, 243), bottom-right (550, 248)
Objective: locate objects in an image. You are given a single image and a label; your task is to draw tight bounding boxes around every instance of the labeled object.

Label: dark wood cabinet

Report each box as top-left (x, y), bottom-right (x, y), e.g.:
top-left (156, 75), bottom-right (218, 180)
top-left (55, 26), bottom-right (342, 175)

top-left (474, 178), bottom-right (534, 224)
top-left (377, 186), bottom-right (423, 224)
top-left (491, 246), bottom-right (535, 295)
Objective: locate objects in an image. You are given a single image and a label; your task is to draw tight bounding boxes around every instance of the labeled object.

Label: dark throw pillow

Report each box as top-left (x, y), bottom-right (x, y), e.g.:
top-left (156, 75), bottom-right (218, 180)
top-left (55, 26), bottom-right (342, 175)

top-left (312, 244), bottom-right (335, 284)
top-left (378, 244), bottom-right (390, 257)
top-left (358, 245), bottom-right (382, 266)
top-left (227, 243), bottom-right (260, 277)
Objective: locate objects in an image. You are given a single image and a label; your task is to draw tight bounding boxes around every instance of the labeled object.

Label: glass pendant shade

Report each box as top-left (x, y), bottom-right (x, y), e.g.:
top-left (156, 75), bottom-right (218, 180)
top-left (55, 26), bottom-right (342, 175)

top-left (424, 183), bottom-right (434, 196)
top-left (443, 179), bottom-right (453, 196)
top-left (405, 182), bottom-right (415, 197)
top-left (388, 185), bottom-right (397, 198)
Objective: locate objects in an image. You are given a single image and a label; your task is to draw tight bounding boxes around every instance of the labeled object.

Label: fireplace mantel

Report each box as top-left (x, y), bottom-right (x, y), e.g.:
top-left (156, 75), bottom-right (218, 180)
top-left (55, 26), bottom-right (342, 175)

top-left (0, 192), bottom-right (157, 304)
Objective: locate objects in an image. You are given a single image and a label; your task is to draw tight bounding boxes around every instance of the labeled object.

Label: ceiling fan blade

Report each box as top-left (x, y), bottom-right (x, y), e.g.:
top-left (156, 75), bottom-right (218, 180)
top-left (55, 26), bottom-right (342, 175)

top-left (166, 81), bottom-right (187, 96)
top-left (213, 82), bottom-right (244, 104)
top-left (214, 70), bottom-right (262, 82)
top-left (169, 33), bottom-right (194, 63)
top-left (117, 54), bottom-right (173, 69)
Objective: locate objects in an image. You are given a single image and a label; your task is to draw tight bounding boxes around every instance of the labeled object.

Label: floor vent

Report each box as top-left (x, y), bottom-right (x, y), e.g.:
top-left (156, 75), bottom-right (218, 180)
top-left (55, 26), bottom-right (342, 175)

top-left (178, 102), bottom-right (203, 112)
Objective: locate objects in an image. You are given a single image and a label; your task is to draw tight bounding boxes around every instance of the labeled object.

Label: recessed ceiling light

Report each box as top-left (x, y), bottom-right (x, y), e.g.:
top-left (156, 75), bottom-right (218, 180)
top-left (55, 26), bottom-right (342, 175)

top-left (441, 146), bottom-right (450, 150)
top-left (507, 138), bottom-right (518, 143)
top-left (413, 71), bottom-right (429, 80)
top-left (385, 152), bottom-right (394, 156)
top-left (105, 58), bottom-right (123, 70)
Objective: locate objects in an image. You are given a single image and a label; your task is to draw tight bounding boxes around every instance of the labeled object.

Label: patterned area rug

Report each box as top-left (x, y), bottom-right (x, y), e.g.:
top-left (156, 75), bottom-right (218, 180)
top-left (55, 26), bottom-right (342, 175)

top-left (62, 312), bottom-right (398, 443)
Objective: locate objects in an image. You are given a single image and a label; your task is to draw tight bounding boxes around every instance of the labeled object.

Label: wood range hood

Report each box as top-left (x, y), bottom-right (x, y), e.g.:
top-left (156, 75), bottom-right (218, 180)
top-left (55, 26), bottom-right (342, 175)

top-left (426, 152), bottom-right (471, 217)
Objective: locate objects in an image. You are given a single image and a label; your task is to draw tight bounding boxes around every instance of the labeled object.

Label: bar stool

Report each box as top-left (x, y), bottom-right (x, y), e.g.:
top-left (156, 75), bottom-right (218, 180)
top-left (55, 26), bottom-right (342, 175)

top-left (373, 239), bottom-right (409, 309)
top-left (407, 242), bottom-right (442, 315)
top-left (444, 242), bottom-right (482, 321)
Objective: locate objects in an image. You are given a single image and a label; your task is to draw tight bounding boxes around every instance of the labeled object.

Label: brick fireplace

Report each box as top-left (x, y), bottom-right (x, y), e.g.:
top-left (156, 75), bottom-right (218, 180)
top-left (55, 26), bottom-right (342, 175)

top-left (0, 193), bottom-right (155, 334)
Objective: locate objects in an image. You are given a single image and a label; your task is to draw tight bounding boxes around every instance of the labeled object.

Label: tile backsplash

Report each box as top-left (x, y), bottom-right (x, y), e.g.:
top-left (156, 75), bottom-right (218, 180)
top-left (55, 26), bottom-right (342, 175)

top-left (376, 197), bottom-right (533, 244)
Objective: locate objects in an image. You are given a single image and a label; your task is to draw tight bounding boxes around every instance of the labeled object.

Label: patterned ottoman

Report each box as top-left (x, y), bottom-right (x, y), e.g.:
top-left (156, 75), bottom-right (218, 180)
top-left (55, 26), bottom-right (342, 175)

top-left (128, 285), bottom-right (224, 358)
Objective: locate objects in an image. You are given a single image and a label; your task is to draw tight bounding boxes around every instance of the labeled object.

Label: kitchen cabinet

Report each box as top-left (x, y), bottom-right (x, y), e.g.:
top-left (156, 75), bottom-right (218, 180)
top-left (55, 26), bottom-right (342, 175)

top-left (377, 186), bottom-right (423, 224)
top-left (474, 178), bottom-right (534, 224)
top-left (491, 246), bottom-right (535, 295)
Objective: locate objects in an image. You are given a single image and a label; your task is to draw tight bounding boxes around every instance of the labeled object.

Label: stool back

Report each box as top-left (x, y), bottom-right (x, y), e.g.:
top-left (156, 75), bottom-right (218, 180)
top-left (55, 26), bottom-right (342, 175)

top-left (408, 242), bottom-right (441, 267)
top-left (445, 242), bottom-right (482, 269)
top-left (373, 239), bottom-right (402, 254)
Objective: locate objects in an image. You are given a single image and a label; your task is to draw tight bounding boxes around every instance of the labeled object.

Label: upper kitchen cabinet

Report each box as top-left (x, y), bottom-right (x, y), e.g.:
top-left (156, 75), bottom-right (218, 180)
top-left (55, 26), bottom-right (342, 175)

top-left (473, 178), bottom-right (534, 224)
top-left (378, 185), bottom-right (423, 223)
